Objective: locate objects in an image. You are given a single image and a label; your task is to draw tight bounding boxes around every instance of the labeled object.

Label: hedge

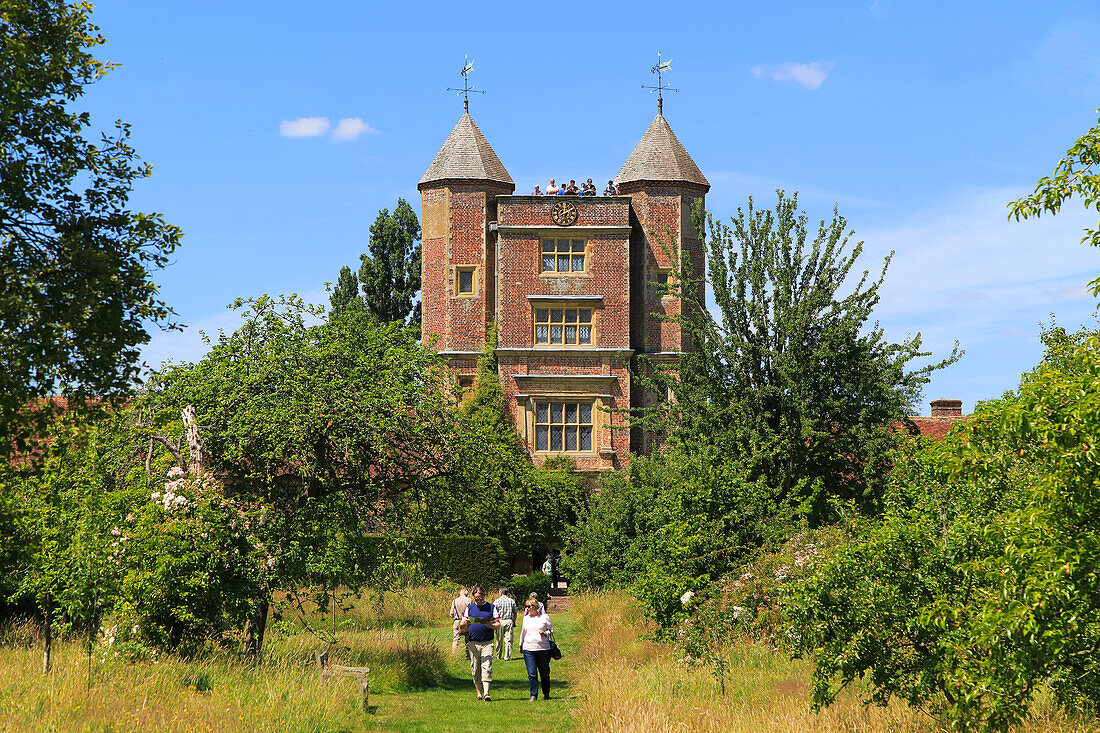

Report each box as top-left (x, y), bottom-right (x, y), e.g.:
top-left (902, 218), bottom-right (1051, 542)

top-left (508, 572), bottom-right (551, 610)
top-left (361, 535), bottom-right (507, 591)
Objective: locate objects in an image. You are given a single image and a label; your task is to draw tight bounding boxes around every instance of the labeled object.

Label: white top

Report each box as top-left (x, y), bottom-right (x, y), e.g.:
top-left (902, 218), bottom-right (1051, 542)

top-left (519, 612), bottom-right (554, 651)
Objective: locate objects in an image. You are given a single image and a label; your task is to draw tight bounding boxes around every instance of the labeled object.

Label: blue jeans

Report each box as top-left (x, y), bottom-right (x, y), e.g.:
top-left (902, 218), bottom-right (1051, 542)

top-left (522, 649), bottom-right (551, 699)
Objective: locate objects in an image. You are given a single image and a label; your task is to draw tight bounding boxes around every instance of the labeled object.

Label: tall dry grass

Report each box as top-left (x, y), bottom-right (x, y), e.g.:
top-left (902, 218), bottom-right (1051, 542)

top-left (0, 592), bottom-right (449, 733)
top-left (279, 582), bottom-right (457, 632)
top-left (569, 592), bottom-right (1099, 733)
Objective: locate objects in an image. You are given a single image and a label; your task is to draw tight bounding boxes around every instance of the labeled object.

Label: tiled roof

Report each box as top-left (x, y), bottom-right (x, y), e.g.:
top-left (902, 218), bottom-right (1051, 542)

top-left (418, 113), bottom-right (514, 189)
top-left (616, 113), bottom-right (709, 189)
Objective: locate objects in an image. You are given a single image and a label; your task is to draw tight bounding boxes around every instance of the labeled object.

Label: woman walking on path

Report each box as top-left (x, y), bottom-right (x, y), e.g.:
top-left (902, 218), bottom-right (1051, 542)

top-left (519, 598), bottom-right (554, 701)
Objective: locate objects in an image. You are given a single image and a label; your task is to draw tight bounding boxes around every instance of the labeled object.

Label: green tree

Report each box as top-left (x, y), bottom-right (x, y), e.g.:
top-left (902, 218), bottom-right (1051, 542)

top-left (646, 191), bottom-right (957, 521)
top-left (1009, 112), bottom-right (1100, 298)
top-left (328, 264), bottom-right (365, 317)
top-left (789, 326), bottom-right (1100, 731)
top-left (139, 295), bottom-right (457, 659)
top-left (358, 198), bottom-right (421, 331)
top-left (0, 1), bottom-right (182, 442)
top-left (6, 411), bottom-right (133, 674)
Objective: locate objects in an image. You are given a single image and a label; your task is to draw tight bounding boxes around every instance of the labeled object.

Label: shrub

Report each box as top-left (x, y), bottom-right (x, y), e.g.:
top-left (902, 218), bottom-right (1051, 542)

top-left (509, 572), bottom-right (551, 609)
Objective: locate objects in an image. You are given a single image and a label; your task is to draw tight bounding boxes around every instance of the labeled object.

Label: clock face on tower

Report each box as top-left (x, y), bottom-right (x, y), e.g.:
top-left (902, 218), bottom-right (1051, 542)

top-left (550, 200), bottom-right (579, 227)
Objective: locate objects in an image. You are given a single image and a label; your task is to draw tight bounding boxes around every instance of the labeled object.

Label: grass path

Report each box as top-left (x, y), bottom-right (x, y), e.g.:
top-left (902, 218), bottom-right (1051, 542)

top-left (364, 611), bottom-right (578, 732)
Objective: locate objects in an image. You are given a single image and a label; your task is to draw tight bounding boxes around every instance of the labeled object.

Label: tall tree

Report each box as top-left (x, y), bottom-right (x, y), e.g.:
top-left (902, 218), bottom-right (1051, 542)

top-left (328, 265), bottom-right (364, 317)
top-left (644, 191), bottom-right (958, 519)
top-left (569, 192), bottom-right (958, 627)
top-left (0, 0), bottom-right (182, 442)
top-left (1009, 112), bottom-right (1100, 299)
top-left (358, 198), bottom-right (421, 331)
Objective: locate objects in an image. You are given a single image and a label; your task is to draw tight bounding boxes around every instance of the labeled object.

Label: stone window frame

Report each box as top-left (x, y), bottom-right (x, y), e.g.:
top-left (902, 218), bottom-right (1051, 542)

top-left (651, 267), bottom-right (675, 298)
top-left (533, 400), bottom-right (595, 454)
top-left (540, 238), bottom-right (587, 275)
top-left (533, 305), bottom-right (594, 347)
top-left (455, 266), bottom-right (477, 297)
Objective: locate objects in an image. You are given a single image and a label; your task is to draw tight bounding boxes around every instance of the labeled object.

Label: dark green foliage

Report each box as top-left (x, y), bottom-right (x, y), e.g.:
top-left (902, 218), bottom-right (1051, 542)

top-left (788, 326), bottom-right (1100, 731)
top-left (0, 0), bottom-right (182, 443)
top-left (565, 446), bottom-right (763, 631)
top-left (328, 265), bottom-right (365, 316)
top-left (410, 536), bottom-right (507, 591)
top-left (329, 198), bottom-right (421, 332)
top-left (508, 572), bottom-right (551, 610)
top-left (359, 198), bottom-right (421, 330)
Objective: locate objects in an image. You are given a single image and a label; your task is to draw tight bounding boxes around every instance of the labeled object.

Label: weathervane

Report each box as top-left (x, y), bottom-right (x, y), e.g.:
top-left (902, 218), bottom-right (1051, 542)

top-left (641, 51), bottom-right (678, 114)
top-left (446, 55), bottom-right (486, 113)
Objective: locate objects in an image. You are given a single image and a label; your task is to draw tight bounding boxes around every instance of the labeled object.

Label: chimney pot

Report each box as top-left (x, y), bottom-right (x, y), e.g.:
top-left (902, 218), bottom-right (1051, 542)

top-left (930, 399), bottom-right (963, 418)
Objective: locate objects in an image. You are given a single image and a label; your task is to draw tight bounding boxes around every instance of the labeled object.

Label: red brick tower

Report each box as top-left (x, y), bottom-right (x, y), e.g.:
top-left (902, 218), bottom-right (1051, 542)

top-left (418, 107), bottom-right (708, 471)
top-left (418, 113), bottom-right (514, 384)
top-left (616, 113), bottom-right (710, 452)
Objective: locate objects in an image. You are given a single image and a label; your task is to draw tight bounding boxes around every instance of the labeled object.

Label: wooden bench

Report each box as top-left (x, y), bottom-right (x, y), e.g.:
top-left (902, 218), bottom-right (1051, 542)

top-left (315, 650), bottom-right (370, 711)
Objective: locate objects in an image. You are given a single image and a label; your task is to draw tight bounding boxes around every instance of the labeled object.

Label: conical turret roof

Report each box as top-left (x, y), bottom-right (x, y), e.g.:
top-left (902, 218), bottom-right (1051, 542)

top-left (418, 113), bottom-right (514, 189)
top-left (616, 113), bottom-right (709, 189)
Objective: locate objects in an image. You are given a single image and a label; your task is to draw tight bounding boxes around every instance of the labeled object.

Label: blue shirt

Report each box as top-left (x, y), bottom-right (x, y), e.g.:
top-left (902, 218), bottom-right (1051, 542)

top-left (463, 600), bottom-right (500, 642)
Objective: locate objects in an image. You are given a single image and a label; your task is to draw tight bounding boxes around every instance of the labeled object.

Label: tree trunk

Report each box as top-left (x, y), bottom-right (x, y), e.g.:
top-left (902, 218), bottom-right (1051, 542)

top-left (182, 405), bottom-right (205, 474)
top-left (242, 593), bottom-right (270, 663)
top-left (42, 602), bottom-right (52, 675)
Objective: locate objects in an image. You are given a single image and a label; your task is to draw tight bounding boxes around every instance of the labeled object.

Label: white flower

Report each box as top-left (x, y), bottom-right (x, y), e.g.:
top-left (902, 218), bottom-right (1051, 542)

top-left (731, 606), bottom-right (747, 619)
top-left (680, 590), bottom-right (695, 607)
top-left (110, 527), bottom-right (120, 536)
top-left (151, 492), bottom-right (161, 501)
top-left (167, 466), bottom-right (185, 479)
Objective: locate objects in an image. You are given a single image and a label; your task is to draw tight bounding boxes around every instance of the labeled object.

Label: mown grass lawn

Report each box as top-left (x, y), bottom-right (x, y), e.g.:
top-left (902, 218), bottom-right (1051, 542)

top-left (365, 613), bottom-right (577, 733)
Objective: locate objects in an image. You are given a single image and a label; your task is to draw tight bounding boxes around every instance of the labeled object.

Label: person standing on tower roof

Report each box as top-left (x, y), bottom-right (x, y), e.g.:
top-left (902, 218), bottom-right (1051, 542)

top-left (546, 179), bottom-right (560, 195)
top-left (604, 180), bottom-right (618, 195)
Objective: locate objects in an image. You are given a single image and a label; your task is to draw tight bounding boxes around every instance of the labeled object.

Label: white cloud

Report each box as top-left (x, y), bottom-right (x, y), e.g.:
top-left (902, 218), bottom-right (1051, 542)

top-left (751, 61), bottom-right (834, 90)
top-left (279, 116), bottom-right (331, 137)
top-left (332, 117), bottom-right (380, 142)
top-left (854, 187), bottom-right (1098, 408)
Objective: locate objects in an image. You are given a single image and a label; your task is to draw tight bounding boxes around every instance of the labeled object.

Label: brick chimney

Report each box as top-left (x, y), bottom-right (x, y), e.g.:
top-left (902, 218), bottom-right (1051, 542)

top-left (929, 399), bottom-right (963, 418)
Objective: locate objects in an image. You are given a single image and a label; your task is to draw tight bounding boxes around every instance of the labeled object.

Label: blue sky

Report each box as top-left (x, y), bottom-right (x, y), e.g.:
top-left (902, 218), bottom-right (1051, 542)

top-left (81, 1), bottom-right (1100, 414)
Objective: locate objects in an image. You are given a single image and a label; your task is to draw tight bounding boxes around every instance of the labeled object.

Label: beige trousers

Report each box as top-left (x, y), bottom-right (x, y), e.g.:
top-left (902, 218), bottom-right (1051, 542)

top-left (466, 640), bottom-right (494, 698)
top-left (494, 618), bottom-right (514, 660)
top-left (452, 619), bottom-right (468, 659)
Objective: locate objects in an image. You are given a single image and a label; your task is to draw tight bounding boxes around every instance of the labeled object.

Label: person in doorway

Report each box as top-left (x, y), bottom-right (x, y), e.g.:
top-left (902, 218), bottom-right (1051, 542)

top-left (519, 597), bottom-right (555, 700)
top-left (460, 586), bottom-right (501, 701)
top-left (449, 588), bottom-right (471, 657)
top-left (493, 587), bottom-right (517, 660)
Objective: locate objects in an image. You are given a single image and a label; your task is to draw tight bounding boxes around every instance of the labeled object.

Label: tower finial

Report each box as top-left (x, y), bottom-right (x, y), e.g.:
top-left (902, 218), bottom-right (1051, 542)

top-left (447, 55), bottom-right (485, 113)
top-left (642, 51), bottom-right (678, 114)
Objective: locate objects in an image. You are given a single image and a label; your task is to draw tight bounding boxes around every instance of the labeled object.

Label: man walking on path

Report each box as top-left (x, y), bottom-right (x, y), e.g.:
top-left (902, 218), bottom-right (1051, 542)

top-left (449, 588), bottom-right (471, 658)
top-left (460, 586), bottom-right (501, 701)
top-left (493, 587), bottom-right (517, 660)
